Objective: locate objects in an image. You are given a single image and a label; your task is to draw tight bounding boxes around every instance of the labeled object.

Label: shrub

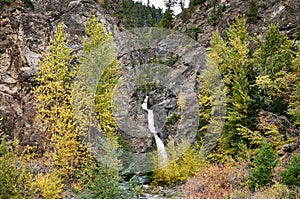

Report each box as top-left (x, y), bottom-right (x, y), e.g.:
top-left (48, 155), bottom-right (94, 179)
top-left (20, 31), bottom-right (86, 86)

top-left (0, 135), bottom-right (34, 199)
top-left (33, 170), bottom-right (65, 199)
top-left (152, 138), bottom-right (202, 186)
top-left (249, 142), bottom-right (278, 190)
top-left (186, 27), bottom-right (204, 37)
top-left (184, 162), bottom-right (249, 198)
top-left (166, 112), bottom-right (179, 125)
top-left (281, 154), bottom-right (300, 186)
top-left (250, 182), bottom-right (300, 199)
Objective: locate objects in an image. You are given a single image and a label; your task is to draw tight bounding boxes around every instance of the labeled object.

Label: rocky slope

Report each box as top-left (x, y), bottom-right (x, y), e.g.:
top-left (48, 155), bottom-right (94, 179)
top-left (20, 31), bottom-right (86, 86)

top-left (174, 0), bottom-right (300, 47)
top-left (0, 0), bottom-right (120, 153)
top-left (1, 0), bottom-right (299, 155)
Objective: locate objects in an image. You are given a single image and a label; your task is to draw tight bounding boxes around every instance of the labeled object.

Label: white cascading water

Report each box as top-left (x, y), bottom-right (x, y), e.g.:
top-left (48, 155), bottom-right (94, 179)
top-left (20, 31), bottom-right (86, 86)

top-left (142, 96), bottom-right (168, 164)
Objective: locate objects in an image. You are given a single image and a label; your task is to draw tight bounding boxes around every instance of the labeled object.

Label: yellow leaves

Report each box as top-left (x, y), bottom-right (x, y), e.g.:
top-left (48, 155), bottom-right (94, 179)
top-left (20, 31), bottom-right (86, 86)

top-left (0, 135), bottom-right (35, 199)
top-left (33, 170), bottom-right (65, 199)
top-left (34, 22), bottom-right (88, 186)
top-left (152, 138), bottom-right (201, 186)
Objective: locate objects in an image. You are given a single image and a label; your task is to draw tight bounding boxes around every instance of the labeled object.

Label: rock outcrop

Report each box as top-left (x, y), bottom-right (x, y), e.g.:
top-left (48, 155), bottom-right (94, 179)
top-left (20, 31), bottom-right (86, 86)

top-left (0, 0), bottom-right (120, 153)
top-left (174, 0), bottom-right (300, 47)
top-left (113, 28), bottom-right (205, 153)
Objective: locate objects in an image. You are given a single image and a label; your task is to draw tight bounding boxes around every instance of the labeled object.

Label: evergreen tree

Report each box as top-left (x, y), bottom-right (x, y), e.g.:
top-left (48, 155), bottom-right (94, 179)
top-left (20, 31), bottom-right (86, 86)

top-left (253, 25), bottom-right (294, 114)
top-left (200, 16), bottom-right (298, 159)
top-left (114, 0), bottom-right (163, 28)
top-left (249, 143), bottom-right (277, 190)
top-left (248, 0), bottom-right (259, 22)
top-left (159, 9), bottom-right (173, 29)
top-left (280, 154), bottom-right (300, 186)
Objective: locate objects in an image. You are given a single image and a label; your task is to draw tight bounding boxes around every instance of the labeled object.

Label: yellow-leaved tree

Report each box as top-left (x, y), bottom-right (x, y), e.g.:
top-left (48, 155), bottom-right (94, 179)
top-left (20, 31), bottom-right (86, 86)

top-left (34, 23), bottom-right (85, 185)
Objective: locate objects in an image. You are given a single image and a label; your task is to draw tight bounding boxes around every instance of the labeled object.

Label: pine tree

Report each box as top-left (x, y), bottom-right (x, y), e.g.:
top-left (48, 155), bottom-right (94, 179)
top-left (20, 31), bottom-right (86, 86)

top-left (280, 154), bottom-right (300, 186)
top-left (249, 143), bottom-right (277, 190)
top-left (159, 9), bottom-right (173, 29)
top-left (253, 24), bottom-right (294, 114)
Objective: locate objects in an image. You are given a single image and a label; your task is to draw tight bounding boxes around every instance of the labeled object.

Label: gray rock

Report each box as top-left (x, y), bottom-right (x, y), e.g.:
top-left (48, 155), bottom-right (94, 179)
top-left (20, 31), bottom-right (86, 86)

top-left (0, 0), bottom-right (120, 153)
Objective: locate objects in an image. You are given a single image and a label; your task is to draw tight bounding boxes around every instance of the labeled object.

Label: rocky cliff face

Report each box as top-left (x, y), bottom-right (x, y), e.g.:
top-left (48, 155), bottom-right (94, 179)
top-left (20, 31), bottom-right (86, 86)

top-left (0, 0), bottom-right (120, 153)
top-left (174, 0), bottom-right (300, 47)
top-left (1, 0), bottom-right (298, 155)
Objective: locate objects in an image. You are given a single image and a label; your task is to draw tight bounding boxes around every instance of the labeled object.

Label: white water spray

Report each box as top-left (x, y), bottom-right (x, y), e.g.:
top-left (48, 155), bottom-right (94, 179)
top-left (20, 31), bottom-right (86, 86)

top-left (142, 96), bottom-right (168, 164)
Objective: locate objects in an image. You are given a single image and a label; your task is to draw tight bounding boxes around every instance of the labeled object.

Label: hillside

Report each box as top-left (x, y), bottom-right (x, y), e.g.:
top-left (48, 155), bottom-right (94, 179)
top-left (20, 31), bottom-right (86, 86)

top-left (174, 0), bottom-right (300, 46)
top-left (0, 0), bottom-right (299, 198)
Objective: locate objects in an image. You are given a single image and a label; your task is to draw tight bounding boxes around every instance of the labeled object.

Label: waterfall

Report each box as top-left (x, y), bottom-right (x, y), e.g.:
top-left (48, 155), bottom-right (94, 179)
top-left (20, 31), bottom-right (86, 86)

top-left (142, 96), bottom-right (168, 164)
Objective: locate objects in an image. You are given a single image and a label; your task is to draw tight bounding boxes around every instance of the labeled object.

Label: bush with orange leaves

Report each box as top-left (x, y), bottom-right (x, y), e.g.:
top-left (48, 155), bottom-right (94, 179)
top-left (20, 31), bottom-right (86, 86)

top-left (183, 162), bottom-right (249, 199)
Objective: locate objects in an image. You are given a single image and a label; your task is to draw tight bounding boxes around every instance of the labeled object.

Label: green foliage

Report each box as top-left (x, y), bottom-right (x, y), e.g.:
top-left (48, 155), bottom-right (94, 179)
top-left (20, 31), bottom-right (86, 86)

top-left (202, 16), bottom-right (298, 159)
top-left (186, 27), bottom-right (204, 37)
top-left (296, 26), bottom-right (300, 40)
top-left (280, 154), bottom-right (300, 186)
top-left (118, 135), bottom-right (133, 152)
top-left (207, 16), bottom-right (253, 157)
top-left (0, 134), bottom-right (34, 199)
top-left (181, 0), bottom-right (206, 22)
top-left (248, 0), bottom-right (259, 22)
top-left (78, 162), bottom-right (123, 199)
top-left (190, 0), bottom-right (206, 7)
top-left (180, 8), bottom-right (190, 22)
top-left (74, 16), bottom-right (140, 198)
top-left (197, 83), bottom-right (211, 142)
top-left (253, 24), bottom-right (294, 114)
top-left (164, 52), bottom-right (179, 66)
top-left (249, 143), bottom-right (278, 190)
top-left (159, 9), bottom-right (174, 29)
top-left (152, 138), bottom-right (201, 186)
top-left (166, 112), bottom-right (179, 125)
top-left (1, 0), bottom-right (14, 4)
top-left (77, 137), bottom-right (140, 199)
top-left (114, 0), bottom-right (163, 28)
